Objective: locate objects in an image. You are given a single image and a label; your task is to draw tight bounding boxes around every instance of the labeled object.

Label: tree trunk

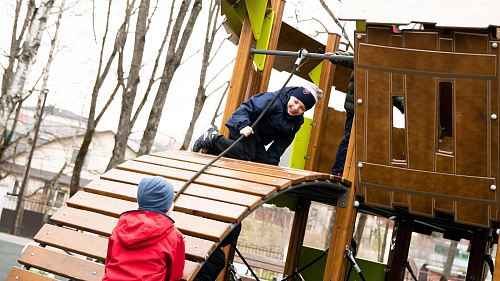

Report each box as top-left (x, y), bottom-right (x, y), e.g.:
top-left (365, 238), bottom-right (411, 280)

top-left (1, 0), bottom-right (53, 142)
top-left (138, 0), bottom-right (202, 156)
top-left (181, 0), bottom-right (219, 150)
top-left (380, 218), bottom-right (390, 262)
top-left (70, 0), bottom-right (133, 194)
top-left (324, 206), bottom-right (336, 249)
top-left (105, 0), bottom-right (151, 171)
top-left (440, 240), bottom-right (458, 281)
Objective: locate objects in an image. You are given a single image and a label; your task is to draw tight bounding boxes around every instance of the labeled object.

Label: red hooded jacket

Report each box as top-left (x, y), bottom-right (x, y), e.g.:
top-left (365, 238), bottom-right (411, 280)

top-left (103, 210), bottom-right (185, 281)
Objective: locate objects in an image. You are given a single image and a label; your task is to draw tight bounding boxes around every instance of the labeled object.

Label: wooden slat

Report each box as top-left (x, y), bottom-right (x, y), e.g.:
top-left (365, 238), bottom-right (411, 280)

top-left (85, 178), bottom-right (262, 210)
top-left (69, 190), bottom-right (246, 224)
top-left (36, 223), bottom-right (215, 263)
top-left (233, 251), bottom-right (285, 273)
top-left (115, 161), bottom-right (277, 199)
top-left (6, 267), bottom-right (57, 281)
top-left (19, 245), bottom-right (104, 281)
top-left (167, 150), bottom-right (329, 180)
top-left (34, 224), bottom-right (107, 261)
top-left (50, 206), bottom-right (117, 237)
top-left (18, 245), bottom-right (200, 281)
top-left (51, 205), bottom-right (230, 243)
top-left (135, 155), bottom-right (291, 189)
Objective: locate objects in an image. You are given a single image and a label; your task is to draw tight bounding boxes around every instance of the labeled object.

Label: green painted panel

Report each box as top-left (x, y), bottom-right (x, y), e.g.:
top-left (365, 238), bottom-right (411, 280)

top-left (346, 258), bottom-right (386, 281)
top-left (297, 246), bottom-right (328, 281)
top-left (289, 117), bottom-right (313, 170)
top-left (308, 62), bottom-right (323, 87)
top-left (298, 247), bottom-right (387, 281)
top-left (356, 21), bottom-right (367, 31)
top-left (221, 0), bottom-right (244, 37)
top-left (234, 0), bottom-right (247, 22)
top-left (266, 193), bottom-right (298, 211)
top-left (253, 11), bottom-right (275, 71)
top-left (245, 0), bottom-right (267, 40)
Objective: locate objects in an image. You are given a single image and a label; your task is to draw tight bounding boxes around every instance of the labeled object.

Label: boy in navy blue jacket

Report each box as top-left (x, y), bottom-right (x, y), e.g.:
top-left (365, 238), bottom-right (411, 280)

top-left (193, 83), bottom-right (323, 165)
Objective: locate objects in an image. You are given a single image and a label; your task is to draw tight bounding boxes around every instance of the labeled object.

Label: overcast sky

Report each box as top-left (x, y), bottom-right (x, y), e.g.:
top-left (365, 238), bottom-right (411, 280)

top-left (0, 0), bottom-right (365, 144)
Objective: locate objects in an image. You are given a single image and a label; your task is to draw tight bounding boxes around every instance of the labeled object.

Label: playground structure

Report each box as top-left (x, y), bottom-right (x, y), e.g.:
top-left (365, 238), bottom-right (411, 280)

top-left (6, 0), bottom-right (500, 280)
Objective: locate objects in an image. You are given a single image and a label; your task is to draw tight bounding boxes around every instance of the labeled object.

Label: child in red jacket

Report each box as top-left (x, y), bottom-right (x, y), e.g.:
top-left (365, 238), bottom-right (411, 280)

top-left (103, 176), bottom-right (185, 281)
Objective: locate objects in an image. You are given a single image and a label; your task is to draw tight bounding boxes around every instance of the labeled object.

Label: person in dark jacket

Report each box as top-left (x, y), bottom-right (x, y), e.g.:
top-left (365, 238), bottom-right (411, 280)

top-left (193, 83), bottom-right (323, 165)
top-left (328, 51), bottom-right (404, 176)
top-left (103, 176), bottom-right (185, 281)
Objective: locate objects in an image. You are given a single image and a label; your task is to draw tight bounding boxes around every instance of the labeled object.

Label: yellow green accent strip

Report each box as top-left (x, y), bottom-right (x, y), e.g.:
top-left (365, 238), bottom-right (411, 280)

top-left (253, 11), bottom-right (275, 71)
top-left (289, 117), bottom-right (313, 170)
top-left (308, 62), bottom-right (323, 87)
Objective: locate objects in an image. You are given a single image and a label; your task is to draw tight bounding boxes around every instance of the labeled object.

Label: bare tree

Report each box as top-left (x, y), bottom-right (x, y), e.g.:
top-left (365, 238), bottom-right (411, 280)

top-left (354, 213), bottom-right (368, 252)
top-left (134, 0), bottom-right (203, 158)
top-left (0, 0), bottom-right (54, 162)
top-left (69, 0), bottom-right (134, 196)
top-left (180, 0), bottom-right (220, 150)
top-left (318, 0), bottom-right (353, 51)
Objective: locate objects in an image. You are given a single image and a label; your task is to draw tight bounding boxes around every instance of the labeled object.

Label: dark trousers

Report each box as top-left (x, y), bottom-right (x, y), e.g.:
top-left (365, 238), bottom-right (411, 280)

top-left (193, 224), bottom-right (242, 281)
top-left (331, 111), bottom-right (354, 176)
top-left (211, 129), bottom-right (269, 164)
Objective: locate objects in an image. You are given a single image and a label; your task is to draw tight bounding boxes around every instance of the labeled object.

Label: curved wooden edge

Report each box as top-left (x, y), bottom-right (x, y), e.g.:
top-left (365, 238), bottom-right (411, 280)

top-left (6, 267), bottom-right (57, 281)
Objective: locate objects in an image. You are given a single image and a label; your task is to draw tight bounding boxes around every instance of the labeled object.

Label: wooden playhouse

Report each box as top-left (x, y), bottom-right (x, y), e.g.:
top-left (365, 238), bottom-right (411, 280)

top-left (7, 0), bottom-right (500, 280)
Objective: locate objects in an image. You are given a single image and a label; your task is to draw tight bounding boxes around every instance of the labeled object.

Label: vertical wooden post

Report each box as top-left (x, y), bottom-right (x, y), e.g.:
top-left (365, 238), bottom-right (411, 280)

top-left (385, 219), bottom-right (413, 281)
top-left (323, 119), bottom-right (357, 281)
top-left (220, 14), bottom-right (256, 137)
top-left (492, 238), bottom-right (500, 281)
top-left (216, 245), bottom-right (235, 281)
top-left (304, 33), bottom-right (341, 172)
top-left (466, 228), bottom-right (490, 281)
top-left (283, 198), bottom-right (311, 278)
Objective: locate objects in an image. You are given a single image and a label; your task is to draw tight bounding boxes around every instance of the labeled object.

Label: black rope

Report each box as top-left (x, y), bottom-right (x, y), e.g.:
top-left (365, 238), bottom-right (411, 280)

top-left (231, 242), bottom-right (261, 281)
top-left (174, 50), bottom-right (303, 201)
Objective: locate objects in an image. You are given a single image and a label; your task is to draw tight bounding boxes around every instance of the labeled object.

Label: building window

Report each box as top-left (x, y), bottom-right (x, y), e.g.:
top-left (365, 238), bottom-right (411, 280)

top-left (68, 148), bottom-right (90, 168)
top-left (53, 190), bottom-right (67, 208)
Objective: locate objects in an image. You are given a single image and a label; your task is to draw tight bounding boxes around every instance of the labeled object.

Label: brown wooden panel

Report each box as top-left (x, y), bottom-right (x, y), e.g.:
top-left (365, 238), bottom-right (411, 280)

top-left (359, 163), bottom-right (496, 204)
top-left (391, 35), bottom-right (404, 94)
top-left (403, 31), bottom-right (439, 50)
top-left (455, 202), bottom-right (491, 228)
top-left (35, 224), bottom-right (215, 262)
top-left (135, 155), bottom-right (291, 189)
top-left (366, 26), bottom-right (391, 45)
top-left (435, 198), bottom-right (454, 213)
top-left (50, 206), bottom-right (117, 237)
top-left (392, 192), bottom-right (408, 206)
top-left (358, 43), bottom-right (497, 79)
top-left (406, 74), bottom-right (436, 170)
top-left (365, 189), bottom-right (393, 209)
top-left (86, 178), bottom-right (262, 210)
top-left (19, 245), bottom-right (104, 281)
top-left (454, 32), bottom-right (489, 54)
top-left (439, 38), bottom-right (453, 52)
top-left (34, 224), bottom-right (107, 261)
top-left (317, 108), bottom-right (346, 174)
top-left (114, 162), bottom-right (277, 198)
top-left (355, 32), bottom-right (367, 197)
top-left (491, 40), bottom-right (500, 220)
top-left (435, 154), bottom-right (455, 212)
top-left (454, 78), bottom-right (489, 177)
top-left (6, 267), bottom-right (57, 281)
top-left (409, 195), bottom-right (434, 217)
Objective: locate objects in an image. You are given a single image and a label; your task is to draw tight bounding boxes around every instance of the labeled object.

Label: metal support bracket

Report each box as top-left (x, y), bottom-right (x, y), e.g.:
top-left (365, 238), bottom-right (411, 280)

top-left (338, 188), bottom-right (350, 208)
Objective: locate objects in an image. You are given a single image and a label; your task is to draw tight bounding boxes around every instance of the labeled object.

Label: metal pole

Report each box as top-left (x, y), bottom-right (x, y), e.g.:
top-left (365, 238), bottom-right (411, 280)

top-left (10, 89), bottom-right (49, 235)
top-left (250, 47), bottom-right (354, 62)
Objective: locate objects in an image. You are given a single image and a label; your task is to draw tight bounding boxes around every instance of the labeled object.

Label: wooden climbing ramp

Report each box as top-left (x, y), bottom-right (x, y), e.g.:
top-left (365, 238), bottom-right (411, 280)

top-left (6, 151), bottom-right (350, 281)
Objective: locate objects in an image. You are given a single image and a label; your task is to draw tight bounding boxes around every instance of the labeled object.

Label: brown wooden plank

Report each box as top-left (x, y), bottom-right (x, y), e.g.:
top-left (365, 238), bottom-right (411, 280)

top-left (50, 206), bottom-right (117, 237)
top-left (34, 224), bottom-right (107, 261)
top-left (86, 178), bottom-right (262, 210)
top-left (19, 245), bottom-right (103, 281)
top-left (455, 202), bottom-right (491, 228)
top-left (18, 245), bottom-right (200, 281)
top-left (53, 204), bottom-right (229, 243)
top-left (358, 43), bottom-right (497, 79)
top-left (233, 251), bottom-right (285, 273)
top-left (135, 155), bottom-right (291, 189)
top-left (68, 190), bottom-right (246, 224)
top-left (435, 154), bottom-right (454, 212)
top-left (317, 108), bottom-right (346, 175)
top-left (409, 195), bottom-right (435, 217)
top-left (172, 150), bottom-right (330, 180)
top-left (115, 161), bottom-right (277, 199)
top-left (359, 163), bottom-right (496, 205)
top-left (34, 224), bottom-right (216, 263)
top-left (155, 151), bottom-right (306, 182)
top-left (159, 150), bottom-right (324, 180)
top-left (6, 267), bottom-right (57, 281)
